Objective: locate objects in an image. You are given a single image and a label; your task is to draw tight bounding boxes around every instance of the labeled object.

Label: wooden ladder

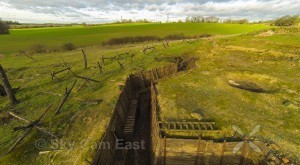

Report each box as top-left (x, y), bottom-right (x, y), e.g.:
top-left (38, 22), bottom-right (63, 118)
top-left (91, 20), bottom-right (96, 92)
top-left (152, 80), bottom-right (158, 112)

top-left (123, 100), bottom-right (138, 140)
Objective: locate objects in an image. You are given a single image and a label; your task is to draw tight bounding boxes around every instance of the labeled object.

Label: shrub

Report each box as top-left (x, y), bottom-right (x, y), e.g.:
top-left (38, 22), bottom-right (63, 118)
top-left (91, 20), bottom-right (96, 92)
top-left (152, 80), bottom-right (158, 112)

top-left (199, 34), bottom-right (212, 38)
top-left (102, 36), bottom-right (159, 46)
top-left (62, 43), bottom-right (76, 51)
top-left (30, 44), bottom-right (47, 53)
top-left (102, 33), bottom-right (194, 46)
top-left (163, 33), bottom-right (187, 40)
top-left (0, 21), bottom-right (9, 34)
top-left (274, 15), bottom-right (298, 26)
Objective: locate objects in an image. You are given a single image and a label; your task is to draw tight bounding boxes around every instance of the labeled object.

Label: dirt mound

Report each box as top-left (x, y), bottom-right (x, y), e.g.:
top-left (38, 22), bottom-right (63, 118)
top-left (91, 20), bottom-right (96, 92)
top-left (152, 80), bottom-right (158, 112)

top-left (228, 80), bottom-right (266, 93)
top-left (258, 30), bottom-right (274, 37)
top-left (0, 54), bottom-right (4, 59)
top-left (224, 46), bottom-right (265, 53)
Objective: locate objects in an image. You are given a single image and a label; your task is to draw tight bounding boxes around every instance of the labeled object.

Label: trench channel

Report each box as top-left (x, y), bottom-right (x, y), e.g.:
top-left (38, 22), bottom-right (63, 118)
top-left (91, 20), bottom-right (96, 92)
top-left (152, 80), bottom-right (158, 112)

top-left (92, 56), bottom-right (283, 165)
top-left (92, 57), bottom-right (196, 165)
top-left (125, 91), bottom-right (151, 164)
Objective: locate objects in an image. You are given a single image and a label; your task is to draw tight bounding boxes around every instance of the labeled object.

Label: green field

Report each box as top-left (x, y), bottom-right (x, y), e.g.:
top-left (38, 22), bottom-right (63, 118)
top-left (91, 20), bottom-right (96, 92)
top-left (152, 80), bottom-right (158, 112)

top-left (0, 23), bottom-right (269, 54)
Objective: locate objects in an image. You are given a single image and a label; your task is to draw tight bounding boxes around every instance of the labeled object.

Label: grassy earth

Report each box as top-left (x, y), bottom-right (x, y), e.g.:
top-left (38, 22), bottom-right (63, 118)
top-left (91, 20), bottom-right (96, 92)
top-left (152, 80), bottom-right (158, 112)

top-left (0, 37), bottom-right (201, 164)
top-left (157, 27), bottom-right (300, 160)
top-left (2, 23), bottom-right (299, 164)
top-left (0, 23), bottom-right (269, 54)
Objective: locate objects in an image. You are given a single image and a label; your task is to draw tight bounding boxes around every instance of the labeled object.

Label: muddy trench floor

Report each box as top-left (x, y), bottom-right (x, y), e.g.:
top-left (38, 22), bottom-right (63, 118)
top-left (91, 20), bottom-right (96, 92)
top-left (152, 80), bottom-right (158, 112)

top-left (125, 91), bottom-right (151, 165)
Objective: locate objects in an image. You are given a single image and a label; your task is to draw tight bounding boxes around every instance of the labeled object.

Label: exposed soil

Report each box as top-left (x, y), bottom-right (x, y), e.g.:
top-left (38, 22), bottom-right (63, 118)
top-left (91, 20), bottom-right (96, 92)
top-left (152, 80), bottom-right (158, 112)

top-left (228, 80), bottom-right (266, 93)
top-left (257, 30), bottom-right (274, 37)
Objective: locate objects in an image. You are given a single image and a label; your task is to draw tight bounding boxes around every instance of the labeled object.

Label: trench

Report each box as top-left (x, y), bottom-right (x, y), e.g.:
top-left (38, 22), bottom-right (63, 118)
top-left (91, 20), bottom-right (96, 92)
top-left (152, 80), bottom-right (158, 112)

top-left (92, 56), bottom-right (284, 165)
top-left (92, 57), bottom-right (196, 165)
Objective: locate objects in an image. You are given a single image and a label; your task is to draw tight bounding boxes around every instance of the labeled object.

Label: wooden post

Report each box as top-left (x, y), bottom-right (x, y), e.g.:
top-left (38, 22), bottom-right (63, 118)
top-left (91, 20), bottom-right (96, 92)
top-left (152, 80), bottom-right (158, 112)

top-left (220, 138), bottom-right (226, 165)
top-left (55, 80), bottom-right (77, 115)
top-left (7, 111), bottom-right (59, 139)
top-left (102, 55), bottom-right (105, 66)
top-left (0, 64), bottom-right (18, 105)
top-left (97, 61), bottom-right (102, 75)
top-left (164, 136), bottom-right (167, 165)
top-left (240, 142), bottom-right (248, 165)
top-left (82, 49), bottom-right (88, 69)
top-left (76, 72), bottom-right (97, 92)
top-left (117, 61), bottom-right (124, 70)
top-left (195, 135), bottom-right (201, 165)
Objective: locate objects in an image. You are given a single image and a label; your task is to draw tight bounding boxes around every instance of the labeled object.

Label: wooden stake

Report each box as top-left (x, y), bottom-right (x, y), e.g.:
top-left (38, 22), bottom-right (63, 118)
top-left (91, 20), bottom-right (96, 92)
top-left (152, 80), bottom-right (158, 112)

top-left (82, 49), bottom-right (88, 69)
top-left (102, 55), bottom-right (105, 65)
top-left (0, 64), bottom-right (18, 105)
top-left (51, 67), bottom-right (71, 80)
top-left (19, 50), bottom-right (34, 61)
top-left (97, 61), bottom-right (102, 75)
top-left (142, 45), bottom-right (156, 54)
top-left (73, 74), bottom-right (100, 83)
top-left (3, 127), bottom-right (34, 156)
top-left (8, 112), bottom-right (58, 139)
top-left (164, 135), bottom-right (167, 165)
top-left (55, 80), bottom-right (77, 115)
top-left (76, 72), bottom-right (97, 92)
top-left (4, 105), bottom-right (58, 156)
top-left (195, 135), bottom-right (201, 164)
top-left (165, 40), bottom-right (169, 47)
top-left (220, 137), bottom-right (226, 165)
top-left (118, 61), bottom-right (124, 70)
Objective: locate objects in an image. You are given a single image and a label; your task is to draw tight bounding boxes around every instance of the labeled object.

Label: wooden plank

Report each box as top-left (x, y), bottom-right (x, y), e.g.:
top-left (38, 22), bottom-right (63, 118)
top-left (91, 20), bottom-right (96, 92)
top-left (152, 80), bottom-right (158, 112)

top-left (195, 136), bottom-right (201, 165)
top-left (196, 123), bottom-right (201, 130)
top-left (240, 143), bottom-right (249, 165)
top-left (188, 122), bottom-right (194, 130)
top-left (164, 136), bottom-right (167, 165)
top-left (184, 122), bottom-right (189, 129)
top-left (178, 122), bottom-right (183, 130)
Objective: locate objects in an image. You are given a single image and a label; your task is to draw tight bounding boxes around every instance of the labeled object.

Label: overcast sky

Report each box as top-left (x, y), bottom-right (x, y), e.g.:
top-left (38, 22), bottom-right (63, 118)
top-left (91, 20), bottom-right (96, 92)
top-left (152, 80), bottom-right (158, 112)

top-left (0, 0), bottom-right (299, 23)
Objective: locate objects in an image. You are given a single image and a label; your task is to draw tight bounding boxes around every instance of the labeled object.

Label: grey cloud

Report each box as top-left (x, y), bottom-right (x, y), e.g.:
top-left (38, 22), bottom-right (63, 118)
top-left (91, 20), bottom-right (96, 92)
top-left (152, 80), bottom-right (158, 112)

top-left (6, 0), bottom-right (240, 10)
top-left (2, 0), bottom-right (300, 23)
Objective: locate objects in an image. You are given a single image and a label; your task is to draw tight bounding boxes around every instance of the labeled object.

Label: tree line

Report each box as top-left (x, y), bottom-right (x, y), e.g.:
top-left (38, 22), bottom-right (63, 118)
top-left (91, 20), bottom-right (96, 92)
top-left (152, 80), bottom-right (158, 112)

top-left (1, 14), bottom-right (299, 34)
